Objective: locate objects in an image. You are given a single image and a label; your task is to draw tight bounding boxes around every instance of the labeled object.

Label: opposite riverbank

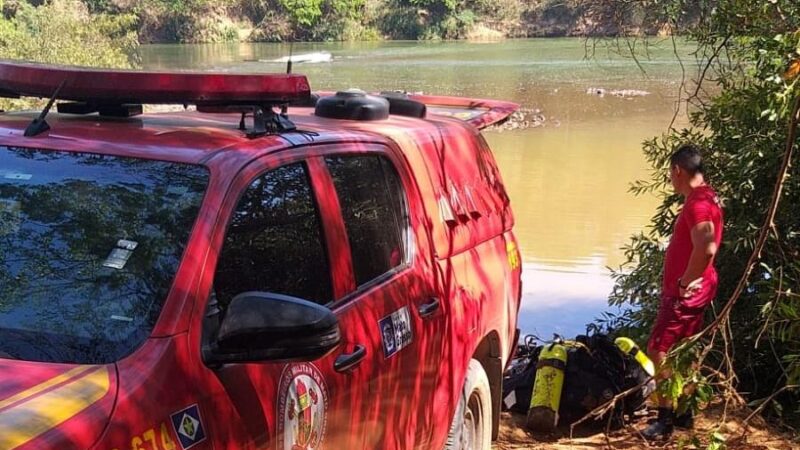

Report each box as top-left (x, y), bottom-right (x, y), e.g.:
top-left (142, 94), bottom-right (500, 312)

top-left (2, 0), bottom-right (681, 44)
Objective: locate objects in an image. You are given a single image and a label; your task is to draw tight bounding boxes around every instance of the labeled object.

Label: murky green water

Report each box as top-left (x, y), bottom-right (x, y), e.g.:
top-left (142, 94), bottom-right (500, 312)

top-left (140, 38), bottom-right (693, 337)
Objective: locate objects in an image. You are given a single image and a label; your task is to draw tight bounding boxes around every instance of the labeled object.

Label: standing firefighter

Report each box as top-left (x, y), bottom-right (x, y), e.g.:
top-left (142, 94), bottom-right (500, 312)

top-left (642, 145), bottom-right (724, 441)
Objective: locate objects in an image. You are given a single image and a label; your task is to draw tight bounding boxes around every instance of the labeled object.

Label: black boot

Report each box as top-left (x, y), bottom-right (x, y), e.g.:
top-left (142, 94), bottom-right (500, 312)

top-left (642, 407), bottom-right (674, 441)
top-left (674, 410), bottom-right (694, 429)
top-left (653, 410), bottom-right (693, 428)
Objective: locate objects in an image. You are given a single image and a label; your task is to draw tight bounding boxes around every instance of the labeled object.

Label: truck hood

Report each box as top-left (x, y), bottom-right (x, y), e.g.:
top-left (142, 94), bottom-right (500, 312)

top-left (0, 359), bottom-right (117, 450)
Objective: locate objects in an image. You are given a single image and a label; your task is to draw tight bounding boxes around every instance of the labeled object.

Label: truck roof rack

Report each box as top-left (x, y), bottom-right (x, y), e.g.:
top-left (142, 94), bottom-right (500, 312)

top-left (0, 60), bottom-right (311, 138)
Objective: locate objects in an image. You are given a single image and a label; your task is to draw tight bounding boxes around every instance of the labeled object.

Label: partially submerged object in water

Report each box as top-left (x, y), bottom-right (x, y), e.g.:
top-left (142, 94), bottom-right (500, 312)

top-left (269, 51), bottom-right (333, 64)
top-left (587, 87), bottom-right (650, 98)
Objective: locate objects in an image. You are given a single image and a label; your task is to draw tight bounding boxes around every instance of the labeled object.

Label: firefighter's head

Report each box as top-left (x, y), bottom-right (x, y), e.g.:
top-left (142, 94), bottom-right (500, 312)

top-left (669, 144), bottom-right (705, 195)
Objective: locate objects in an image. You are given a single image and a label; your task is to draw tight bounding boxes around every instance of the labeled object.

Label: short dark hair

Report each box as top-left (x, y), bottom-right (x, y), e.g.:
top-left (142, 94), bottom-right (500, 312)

top-left (670, 144), bottom-right (704, 175)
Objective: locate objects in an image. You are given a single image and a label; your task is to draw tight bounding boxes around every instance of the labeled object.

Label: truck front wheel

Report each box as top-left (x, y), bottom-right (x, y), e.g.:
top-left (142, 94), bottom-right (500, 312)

top-left (445, 359), bottom-right (492, 450)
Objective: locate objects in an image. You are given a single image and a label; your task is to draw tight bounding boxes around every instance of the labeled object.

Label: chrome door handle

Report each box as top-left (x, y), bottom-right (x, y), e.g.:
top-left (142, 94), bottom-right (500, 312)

top-left (418, 298), bottom-right (440, 318)
top-left (334, 345), bottom-right (366, 373)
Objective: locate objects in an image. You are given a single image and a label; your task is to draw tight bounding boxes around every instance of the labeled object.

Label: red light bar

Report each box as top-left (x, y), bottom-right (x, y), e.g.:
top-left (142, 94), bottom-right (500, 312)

top-left (0, 60), bottom-right (311, 105)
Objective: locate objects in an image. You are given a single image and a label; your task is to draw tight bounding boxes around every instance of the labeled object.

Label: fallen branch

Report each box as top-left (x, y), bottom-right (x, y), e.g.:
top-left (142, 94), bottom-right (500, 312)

top-left (743, 384), bottom-right (800, 426)
top-left (568, 375), bottom-right (653, 439)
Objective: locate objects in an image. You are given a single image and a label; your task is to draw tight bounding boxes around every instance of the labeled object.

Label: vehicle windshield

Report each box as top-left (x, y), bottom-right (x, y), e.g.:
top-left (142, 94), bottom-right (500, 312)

top-left (0, 146), bottom-right (207, 364)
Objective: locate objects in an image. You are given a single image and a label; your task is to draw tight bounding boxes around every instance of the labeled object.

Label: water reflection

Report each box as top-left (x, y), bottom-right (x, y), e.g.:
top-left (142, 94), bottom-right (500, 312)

top-left (518, 263), bottom-right (618, 337)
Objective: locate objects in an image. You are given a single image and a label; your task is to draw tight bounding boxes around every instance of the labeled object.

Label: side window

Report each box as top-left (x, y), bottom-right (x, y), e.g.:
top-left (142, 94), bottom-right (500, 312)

top-left (325, 154), bottom-right (408, 287)
top-left (214, 163), bottom-right (333, 305)
top-left (476, 135), bottom-right (510, 207)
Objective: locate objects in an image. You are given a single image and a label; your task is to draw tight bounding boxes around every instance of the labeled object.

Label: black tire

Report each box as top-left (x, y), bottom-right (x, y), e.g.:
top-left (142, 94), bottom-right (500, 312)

top-left (445, 359), bottom-right (492, 450)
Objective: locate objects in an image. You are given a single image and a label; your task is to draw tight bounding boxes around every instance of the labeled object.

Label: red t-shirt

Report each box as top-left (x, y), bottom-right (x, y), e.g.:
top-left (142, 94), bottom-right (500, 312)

top-left (663, 185), bottom-right (724, 297)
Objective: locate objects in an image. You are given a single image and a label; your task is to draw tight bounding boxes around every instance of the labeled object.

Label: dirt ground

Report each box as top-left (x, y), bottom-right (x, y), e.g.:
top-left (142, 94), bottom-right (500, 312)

top-left (494, 404), bottom-right (797, 450)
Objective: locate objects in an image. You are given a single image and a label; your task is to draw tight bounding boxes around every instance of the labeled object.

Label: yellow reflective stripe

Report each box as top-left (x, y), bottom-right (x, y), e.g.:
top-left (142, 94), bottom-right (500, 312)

top-left (0, 366), bottom-right (110, 449)
top-left (0, 365), bottom-right (95, 412)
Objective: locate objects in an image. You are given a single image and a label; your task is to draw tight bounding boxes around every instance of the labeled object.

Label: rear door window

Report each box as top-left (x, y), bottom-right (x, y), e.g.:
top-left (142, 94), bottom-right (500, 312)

top-left (213, 162), bottom-right (333, 305)
top-left (324, 155), bottom-right (408, 287)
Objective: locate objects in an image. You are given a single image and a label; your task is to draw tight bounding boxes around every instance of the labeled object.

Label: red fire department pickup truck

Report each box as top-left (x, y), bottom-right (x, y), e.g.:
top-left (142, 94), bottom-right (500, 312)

top-left (0, 61), bottom-right (521, 450)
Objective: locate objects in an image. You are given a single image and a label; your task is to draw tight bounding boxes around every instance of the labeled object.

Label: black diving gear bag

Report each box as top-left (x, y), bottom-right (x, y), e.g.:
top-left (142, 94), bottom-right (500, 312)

top-left (502, 334), bottom-right (650, 426)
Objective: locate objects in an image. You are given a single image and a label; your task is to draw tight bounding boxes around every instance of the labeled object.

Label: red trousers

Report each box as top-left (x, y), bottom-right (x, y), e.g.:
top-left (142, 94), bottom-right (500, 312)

top-left (647, 286), bottom-right (717, 355)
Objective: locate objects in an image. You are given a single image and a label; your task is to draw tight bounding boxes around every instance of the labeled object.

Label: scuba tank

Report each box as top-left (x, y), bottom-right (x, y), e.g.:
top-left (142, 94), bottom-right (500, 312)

top-left (526, 341), bottom-right (568, 431)
top-left (614, 337), bottom-right (655, 376)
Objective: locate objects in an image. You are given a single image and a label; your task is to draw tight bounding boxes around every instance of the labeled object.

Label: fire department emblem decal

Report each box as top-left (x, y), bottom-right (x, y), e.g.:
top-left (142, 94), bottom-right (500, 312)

top-left (169, 404), bottom-right (206, 450)
top-left (277, 363), bottom-right (329, 450)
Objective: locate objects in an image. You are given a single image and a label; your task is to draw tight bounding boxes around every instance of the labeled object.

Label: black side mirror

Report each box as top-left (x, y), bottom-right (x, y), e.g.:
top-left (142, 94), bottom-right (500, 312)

top-left (203, 292), bottom-right (340, 365)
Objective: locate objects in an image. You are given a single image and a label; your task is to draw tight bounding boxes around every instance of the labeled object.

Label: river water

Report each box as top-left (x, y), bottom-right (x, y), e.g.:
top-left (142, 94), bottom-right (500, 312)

top-left (140, 38), bottom-right (692, 338)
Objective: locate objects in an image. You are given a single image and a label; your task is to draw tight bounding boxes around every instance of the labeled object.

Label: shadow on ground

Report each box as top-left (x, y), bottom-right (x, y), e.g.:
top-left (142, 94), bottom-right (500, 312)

top-left (494, 403), bottom-right (796, 449)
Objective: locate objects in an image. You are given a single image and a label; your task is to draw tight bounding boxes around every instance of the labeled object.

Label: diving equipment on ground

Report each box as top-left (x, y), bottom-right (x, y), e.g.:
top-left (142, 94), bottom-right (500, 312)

top-left (503, 334), bottom-right (651, 431)
top-left (525, 341), bottom-right (568, 431)
top-left (614, 337), bottom-right (656, 376)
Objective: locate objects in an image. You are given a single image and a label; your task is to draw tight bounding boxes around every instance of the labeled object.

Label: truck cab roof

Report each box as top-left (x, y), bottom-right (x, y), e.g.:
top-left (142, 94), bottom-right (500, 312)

top-left (0, 101), bottom-right (514, 167)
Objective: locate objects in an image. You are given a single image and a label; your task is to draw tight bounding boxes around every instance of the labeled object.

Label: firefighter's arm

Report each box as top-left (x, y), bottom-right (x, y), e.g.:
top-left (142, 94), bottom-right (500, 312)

top-left (679, 221), bottom-right (717, 297)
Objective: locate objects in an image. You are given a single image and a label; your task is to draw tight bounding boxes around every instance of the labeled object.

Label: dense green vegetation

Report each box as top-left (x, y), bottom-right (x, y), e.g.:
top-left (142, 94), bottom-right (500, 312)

top-left (0, 0), bottom-right (139, 109)
top-left (1, 0), bottom-right (652, 43)
top-left (0, 0), bottom-right (137, 64)
top-left (594, 0), bottom-right (800, 431)
top-left (118, 0), bottom-right (528, 42)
